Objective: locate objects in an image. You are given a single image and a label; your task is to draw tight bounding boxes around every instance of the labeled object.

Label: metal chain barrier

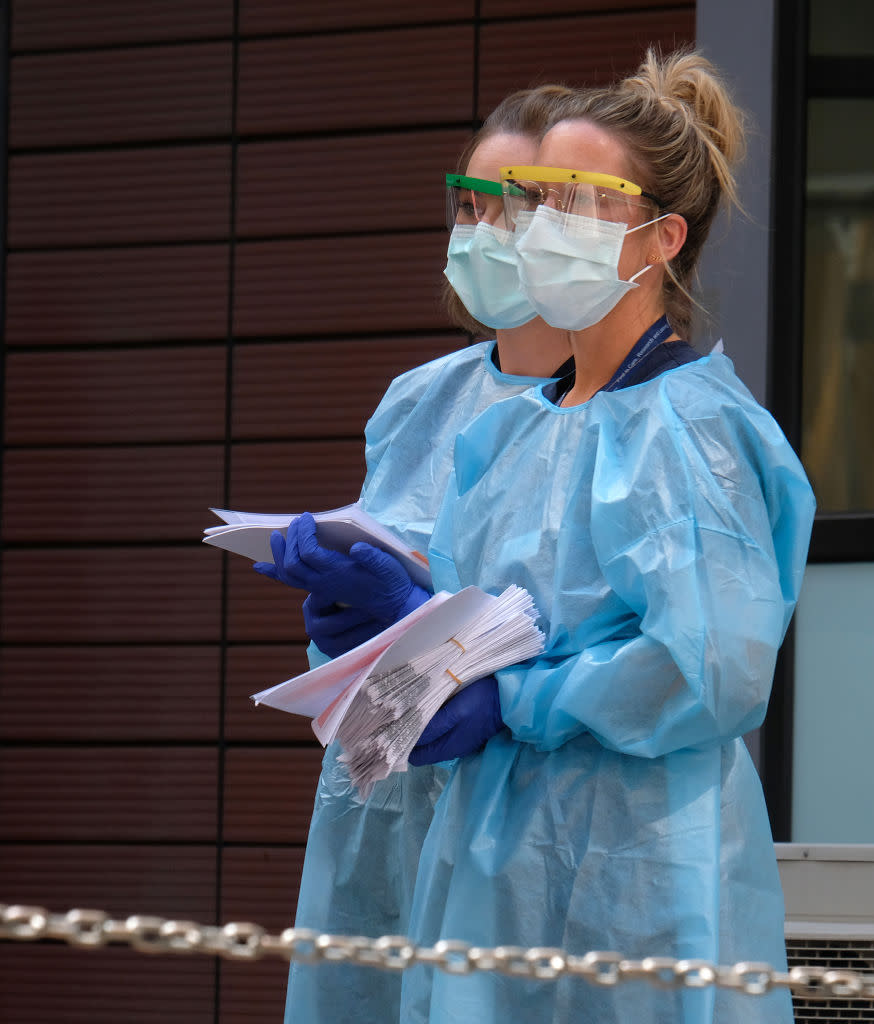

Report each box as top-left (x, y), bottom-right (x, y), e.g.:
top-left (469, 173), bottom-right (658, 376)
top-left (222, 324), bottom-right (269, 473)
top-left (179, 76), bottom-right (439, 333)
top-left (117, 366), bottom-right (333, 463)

top-left (3, 903), bottom-right (874, 1001)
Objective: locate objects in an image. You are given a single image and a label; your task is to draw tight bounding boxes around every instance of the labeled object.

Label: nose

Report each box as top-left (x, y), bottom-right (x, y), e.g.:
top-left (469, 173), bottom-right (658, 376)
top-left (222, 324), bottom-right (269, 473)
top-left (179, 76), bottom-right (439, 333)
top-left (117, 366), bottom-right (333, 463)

top-left (480, 195), bottom-right (504, 226)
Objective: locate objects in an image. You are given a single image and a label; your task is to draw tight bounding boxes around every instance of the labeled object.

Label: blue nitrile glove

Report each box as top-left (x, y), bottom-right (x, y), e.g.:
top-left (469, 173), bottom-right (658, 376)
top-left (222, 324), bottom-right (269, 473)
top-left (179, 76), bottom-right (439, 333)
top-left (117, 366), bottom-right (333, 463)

top-left (252, 513), bottom-right (338, 592)
top-left (253, 512), bottom-right (430, 625)
top-left (302, 596), bottom-right (385, 658)
top-left (408, 675), bottom-right (505, 766)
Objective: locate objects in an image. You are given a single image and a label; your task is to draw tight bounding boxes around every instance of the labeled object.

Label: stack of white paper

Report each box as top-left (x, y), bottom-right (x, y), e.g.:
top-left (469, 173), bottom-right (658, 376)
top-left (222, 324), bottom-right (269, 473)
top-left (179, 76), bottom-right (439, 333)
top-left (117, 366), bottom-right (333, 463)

top-left (336, 585), bottom-right (543, 794)
top-left (202, 503), bottom-right (431, 589)
top-left (250, 585), bottom-right (544, 796)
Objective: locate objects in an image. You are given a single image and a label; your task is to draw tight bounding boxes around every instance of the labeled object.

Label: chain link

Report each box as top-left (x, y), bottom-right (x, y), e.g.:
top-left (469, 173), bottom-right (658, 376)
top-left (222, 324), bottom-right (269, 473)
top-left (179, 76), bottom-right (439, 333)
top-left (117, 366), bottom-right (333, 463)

top-left (3, 903), bottom-right (874, 1000)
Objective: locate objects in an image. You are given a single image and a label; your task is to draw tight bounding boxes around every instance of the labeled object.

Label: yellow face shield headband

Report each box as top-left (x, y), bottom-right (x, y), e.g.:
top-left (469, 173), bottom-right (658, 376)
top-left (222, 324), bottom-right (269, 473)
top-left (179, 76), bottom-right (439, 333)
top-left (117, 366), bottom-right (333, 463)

top-left (500, 166), bottom-right (665, 228)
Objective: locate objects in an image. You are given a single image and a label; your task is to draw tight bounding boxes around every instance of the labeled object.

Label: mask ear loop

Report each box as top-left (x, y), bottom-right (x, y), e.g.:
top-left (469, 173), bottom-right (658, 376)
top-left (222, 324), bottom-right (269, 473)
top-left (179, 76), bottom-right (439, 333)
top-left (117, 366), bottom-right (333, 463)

top-left (628, 264), bottom-right (653, 284)
top-left (625, 211), bottom-right (672, 235)
top-left (624, 212), bottom-right (672, 283)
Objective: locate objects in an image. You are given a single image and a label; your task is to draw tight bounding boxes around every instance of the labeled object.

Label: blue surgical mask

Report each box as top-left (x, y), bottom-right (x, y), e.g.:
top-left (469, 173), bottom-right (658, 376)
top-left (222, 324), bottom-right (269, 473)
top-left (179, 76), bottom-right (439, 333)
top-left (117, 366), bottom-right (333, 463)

top-left (443, 221), bottom-right (537, 330)
top-left (514, 206), bottom-right (667, 331)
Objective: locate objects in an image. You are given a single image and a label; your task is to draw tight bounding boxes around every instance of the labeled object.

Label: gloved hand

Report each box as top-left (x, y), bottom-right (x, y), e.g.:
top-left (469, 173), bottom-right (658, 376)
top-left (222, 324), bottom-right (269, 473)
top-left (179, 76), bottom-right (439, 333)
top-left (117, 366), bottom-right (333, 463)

top-left (302, 596), bottom-right (385, 658)
top-left (253, 512), bottom-right (431, 624)
top-left (252, 513), bottom-right (340, 592)
top-left (408, 675), bottom-right (505, 766)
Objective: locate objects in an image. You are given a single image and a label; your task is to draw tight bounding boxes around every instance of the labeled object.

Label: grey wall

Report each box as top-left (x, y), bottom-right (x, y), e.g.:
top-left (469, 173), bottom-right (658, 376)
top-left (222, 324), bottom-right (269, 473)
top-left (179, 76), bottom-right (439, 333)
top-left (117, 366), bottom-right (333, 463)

top-left (695, 0), bottom-right (777, 405)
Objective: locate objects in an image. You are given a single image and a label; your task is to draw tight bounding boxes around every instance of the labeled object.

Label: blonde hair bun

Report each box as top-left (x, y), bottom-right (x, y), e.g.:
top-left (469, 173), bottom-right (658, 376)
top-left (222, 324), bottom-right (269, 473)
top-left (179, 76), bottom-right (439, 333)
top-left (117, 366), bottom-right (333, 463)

top-left (622, 47), bottom-right (747, 207)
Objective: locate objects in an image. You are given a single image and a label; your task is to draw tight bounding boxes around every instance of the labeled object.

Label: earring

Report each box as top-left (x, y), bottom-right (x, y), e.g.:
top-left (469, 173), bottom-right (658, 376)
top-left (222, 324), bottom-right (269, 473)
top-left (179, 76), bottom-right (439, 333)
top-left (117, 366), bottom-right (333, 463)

top-left (648, 252), bottom-right (664, 264)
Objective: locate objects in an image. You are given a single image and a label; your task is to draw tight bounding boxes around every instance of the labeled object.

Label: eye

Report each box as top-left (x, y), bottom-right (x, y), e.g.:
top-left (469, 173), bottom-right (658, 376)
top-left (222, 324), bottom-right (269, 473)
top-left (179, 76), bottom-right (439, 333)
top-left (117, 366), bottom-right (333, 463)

top-left (513, 184), bottom-right (544, 209)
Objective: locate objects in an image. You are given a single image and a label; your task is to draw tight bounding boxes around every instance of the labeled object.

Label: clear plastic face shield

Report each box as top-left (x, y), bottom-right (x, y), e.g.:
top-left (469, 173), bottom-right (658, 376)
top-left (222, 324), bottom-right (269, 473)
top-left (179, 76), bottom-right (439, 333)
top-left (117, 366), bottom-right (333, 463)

top-left (445, 173), bottom-right (513, 232)
top-left (499, 165), bottom-right (665, 232)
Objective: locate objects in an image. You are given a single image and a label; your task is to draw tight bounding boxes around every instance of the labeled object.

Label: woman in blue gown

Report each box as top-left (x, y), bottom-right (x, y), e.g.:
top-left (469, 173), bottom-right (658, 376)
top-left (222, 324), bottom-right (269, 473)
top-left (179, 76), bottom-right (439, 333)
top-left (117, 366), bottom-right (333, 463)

top-left (394, 49), bottom-right (816, 1023)
top-left (261, 84), bottom-right (578, 1023)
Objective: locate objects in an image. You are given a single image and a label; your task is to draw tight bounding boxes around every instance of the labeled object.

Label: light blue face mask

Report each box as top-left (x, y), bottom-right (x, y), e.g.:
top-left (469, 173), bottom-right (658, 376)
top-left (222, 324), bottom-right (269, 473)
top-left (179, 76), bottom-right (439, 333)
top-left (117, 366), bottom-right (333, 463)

top-left (514, 205), bottom-right (669, 331)
top-left (443, 221), bottom-right (538, 330)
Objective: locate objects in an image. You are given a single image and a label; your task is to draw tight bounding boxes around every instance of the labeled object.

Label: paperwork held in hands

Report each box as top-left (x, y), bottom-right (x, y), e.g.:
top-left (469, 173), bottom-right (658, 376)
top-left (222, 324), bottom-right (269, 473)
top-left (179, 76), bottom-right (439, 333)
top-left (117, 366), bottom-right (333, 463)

top-left (251, 585), bottom-right (545, 796)
top-left (202, 503), bottom-right (431, 589)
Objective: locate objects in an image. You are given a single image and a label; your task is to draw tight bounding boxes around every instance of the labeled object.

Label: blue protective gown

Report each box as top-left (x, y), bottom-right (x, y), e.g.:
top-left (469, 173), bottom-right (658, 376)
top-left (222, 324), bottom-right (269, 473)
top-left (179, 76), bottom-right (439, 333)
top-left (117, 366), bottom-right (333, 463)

top-left (400, 351), bottom-right (815, 1023)
top-left (285, 341), bottom-right (572, 1023)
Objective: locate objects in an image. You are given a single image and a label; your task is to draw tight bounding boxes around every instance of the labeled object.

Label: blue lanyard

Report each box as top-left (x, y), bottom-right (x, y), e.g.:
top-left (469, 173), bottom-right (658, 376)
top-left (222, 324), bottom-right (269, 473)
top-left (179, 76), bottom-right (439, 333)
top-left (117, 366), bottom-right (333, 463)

top-left (602, 315), bottom-right (673, 393)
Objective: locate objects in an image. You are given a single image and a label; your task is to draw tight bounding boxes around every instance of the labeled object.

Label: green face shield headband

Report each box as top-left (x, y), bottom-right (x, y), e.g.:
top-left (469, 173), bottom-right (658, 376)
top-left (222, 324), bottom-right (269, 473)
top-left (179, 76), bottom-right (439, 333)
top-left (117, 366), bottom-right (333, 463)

top-left (446, 173), bottom-right (515, 231)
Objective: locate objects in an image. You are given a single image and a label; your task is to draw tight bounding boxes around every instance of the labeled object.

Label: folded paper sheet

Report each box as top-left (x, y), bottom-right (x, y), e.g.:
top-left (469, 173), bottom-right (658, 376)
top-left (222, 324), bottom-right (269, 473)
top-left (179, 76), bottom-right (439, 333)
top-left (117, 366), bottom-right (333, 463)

top-left (202, 503), bottom-right (431, 589)
top-left (251, 585), bottom-right (544, 795)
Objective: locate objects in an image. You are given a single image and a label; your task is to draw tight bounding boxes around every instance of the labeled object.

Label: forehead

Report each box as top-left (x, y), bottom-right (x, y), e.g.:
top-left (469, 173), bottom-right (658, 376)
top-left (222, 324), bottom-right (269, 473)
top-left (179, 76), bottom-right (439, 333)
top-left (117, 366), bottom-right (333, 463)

top-left (536, 119), bottom-right (635, 180)
top-left (466, 132), bottom-right (538, 180)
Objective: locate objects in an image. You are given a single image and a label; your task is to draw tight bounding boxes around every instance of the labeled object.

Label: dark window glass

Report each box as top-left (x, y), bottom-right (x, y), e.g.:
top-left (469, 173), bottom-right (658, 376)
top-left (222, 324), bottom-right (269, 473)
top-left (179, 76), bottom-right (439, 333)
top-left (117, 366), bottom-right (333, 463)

top-left (809, 0), bottom-right (874, 56)
top-left (802, 98), bottom-right (874, 512)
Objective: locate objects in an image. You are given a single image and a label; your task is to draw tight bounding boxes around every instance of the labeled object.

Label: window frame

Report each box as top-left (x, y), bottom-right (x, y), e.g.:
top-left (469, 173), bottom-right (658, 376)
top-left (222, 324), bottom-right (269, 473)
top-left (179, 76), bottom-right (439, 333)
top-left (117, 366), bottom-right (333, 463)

top-left (764, 0), bottom-right (874, 840)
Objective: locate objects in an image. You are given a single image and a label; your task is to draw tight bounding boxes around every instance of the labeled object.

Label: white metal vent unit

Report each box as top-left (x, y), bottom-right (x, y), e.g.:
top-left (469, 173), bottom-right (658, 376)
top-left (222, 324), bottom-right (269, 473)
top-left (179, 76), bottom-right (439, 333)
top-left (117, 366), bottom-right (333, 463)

top-left (777, 844), bottom-right (874, 1023)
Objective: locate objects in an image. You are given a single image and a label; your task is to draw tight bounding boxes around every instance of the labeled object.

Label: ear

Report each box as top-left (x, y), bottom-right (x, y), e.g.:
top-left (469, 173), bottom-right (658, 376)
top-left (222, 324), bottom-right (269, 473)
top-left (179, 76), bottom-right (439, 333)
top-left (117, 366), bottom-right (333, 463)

top-left (654, 213), bottom-right (687, 263)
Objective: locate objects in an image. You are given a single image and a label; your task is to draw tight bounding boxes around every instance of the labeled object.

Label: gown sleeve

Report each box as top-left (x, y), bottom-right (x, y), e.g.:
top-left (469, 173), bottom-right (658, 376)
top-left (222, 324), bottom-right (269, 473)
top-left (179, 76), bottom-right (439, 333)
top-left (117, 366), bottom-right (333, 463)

top-left (494, 387), bottom-right (816, 757)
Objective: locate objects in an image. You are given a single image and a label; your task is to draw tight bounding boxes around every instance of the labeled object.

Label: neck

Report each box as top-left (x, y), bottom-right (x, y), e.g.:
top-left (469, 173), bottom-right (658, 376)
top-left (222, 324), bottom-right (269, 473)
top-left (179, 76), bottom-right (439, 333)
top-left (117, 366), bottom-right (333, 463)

top-left (495, 317), bottom-right (572, 377)
top-left (562, 296), bottom-right (674, 406)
